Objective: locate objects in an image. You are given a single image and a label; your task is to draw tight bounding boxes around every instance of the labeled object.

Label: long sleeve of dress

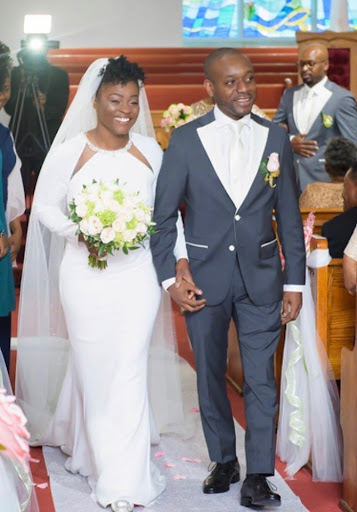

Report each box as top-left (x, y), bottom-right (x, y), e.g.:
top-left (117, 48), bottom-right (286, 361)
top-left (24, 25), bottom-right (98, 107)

top-left (33, 139), bottom-right (85, 243)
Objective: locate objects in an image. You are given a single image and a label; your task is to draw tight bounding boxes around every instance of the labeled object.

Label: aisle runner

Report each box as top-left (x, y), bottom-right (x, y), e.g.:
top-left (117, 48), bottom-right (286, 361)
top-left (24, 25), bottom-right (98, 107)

top-left (43, 360), bottom-right (308, 512)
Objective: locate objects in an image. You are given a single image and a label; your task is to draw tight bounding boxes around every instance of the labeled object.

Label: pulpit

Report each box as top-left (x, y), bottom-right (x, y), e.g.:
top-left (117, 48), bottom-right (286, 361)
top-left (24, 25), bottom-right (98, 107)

top-left (296, 31), bottom-right (357, 98)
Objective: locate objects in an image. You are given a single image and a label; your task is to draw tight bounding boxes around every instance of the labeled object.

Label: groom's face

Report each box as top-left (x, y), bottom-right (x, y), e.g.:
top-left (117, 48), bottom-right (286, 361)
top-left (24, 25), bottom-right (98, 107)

top-left (204, 54), bottom-right (257, 120)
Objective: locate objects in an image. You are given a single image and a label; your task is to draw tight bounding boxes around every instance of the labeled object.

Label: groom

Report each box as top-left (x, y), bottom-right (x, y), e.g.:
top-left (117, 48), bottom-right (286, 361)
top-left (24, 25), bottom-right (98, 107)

top-left (151, 48), bottom-right (306, 509)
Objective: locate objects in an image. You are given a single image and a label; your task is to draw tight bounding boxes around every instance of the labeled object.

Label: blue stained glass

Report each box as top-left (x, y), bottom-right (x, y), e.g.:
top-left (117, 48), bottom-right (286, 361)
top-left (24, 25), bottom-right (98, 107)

top-left (182, 0), bottom-right (355, 39)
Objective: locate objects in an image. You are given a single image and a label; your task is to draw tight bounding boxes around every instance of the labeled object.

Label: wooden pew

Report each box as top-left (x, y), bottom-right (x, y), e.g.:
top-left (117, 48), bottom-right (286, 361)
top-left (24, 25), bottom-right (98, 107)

top-left (300, 208), bottom-right (343, 236)
top-left (309, 236), bottom-right (355, 379)
top-left (340, 298), bottom-right (357, 512)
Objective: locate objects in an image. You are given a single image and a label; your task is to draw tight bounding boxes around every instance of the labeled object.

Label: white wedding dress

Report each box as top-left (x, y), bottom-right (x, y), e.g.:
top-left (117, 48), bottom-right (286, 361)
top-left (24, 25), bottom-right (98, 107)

top-left (30, 132), bottom-right (175, 508)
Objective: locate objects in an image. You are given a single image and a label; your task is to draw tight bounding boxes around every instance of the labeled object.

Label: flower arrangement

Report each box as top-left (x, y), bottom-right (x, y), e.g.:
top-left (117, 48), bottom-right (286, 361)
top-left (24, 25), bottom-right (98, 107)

top-left (322, 113), bottom-right (333, 128)
top-left (259, 152), bottom-right (280, 188)
top-left (0, 388), bottom-right (30, 470)
top-left (160, 103), bottom-right (195, 132)
top-left (69, 179), bottom-right (156, 270)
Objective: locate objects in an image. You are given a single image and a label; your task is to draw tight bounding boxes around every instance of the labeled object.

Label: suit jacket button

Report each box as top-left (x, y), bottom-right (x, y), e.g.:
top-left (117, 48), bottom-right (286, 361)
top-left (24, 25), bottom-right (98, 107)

top-left (235, 214), bottom-right (241, 221)
top-left (229, 245), bottom-right (235, 251)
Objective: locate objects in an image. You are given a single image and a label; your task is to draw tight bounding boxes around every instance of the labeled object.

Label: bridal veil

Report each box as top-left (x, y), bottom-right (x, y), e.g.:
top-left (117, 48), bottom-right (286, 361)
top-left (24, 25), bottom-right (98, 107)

top-left (16, 57), bottom-right (186, 443)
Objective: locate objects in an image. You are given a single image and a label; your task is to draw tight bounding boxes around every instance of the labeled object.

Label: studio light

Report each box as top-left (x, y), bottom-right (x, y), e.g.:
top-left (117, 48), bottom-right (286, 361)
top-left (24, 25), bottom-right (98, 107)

top-left (21, 14), bottom-right (59, 51)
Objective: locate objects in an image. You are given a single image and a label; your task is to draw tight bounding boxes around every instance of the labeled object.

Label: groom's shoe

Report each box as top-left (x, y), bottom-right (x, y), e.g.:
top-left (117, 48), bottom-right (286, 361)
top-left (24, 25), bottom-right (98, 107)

top-left (240, 474), bottom-right (281, 508)
top-left (203, 459), bottom-right (240, 494)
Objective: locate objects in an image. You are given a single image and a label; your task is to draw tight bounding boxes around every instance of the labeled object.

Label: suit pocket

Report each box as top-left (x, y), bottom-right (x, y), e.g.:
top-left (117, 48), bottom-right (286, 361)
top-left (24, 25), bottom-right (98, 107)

top-left (186, 241), bottom-right (209, 261)
top-left (260, 238), bottom-right (278, 259)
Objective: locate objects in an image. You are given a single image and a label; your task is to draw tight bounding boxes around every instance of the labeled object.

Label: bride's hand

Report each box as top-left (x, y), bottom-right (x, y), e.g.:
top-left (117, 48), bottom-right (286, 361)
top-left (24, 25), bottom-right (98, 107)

top-left (78, 234), bottom-right (107, 259)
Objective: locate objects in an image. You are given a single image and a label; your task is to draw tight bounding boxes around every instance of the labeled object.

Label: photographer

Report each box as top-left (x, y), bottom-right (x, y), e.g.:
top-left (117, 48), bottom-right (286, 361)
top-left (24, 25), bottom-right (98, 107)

top-left (5, 44), bottom-right (69, 194)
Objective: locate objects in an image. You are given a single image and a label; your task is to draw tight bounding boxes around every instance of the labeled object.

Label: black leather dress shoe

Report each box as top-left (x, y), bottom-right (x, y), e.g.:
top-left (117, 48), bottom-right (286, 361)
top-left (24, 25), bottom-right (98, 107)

top-left (240, 474), bottom-right (281, 508)
top-left (203, 459), bottom-right (240, 494)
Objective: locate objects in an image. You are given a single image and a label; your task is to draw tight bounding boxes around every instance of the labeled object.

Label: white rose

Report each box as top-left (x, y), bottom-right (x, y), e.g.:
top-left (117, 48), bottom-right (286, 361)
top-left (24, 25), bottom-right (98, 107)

top-left (123, 197), bottom-right (138, 209)
top-left (120, 209), bottom-right (134, 222)
top-left (134, 208), bottom-right (146, 222)
top-left (94, 199), bottom-right (105, 213)
top-left (112, 218), bottom-right (126, 232)
top-left (79, 219), bottom-right (89, 236)
top-left (136, 222), bottom-right (147, 234)
top-left (74, 194), bottom-right (87, 206)
top-left (102, 199), bottom-right (121, 213)
top-left (76, 203), bottom-right (88, 218)
top-left (144, 213), bottom-right (152, 224)
top-left (88, 216), bottom-right (103, 236)
top-left (100, 227), bottom-right (115, 244)
top-left (123, 229), bottom-right (136, 243)
top-left (100, 189), bottom-right (114, 201)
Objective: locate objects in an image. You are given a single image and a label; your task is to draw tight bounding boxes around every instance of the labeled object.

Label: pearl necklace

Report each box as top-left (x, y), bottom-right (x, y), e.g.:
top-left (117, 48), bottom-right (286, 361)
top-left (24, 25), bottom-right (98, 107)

top-left (85, 134), bottom-right (133, 155)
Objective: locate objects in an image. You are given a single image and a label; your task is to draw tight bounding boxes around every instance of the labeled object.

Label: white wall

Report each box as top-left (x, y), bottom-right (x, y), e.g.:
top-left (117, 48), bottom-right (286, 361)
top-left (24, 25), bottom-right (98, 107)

top-left (3, 0), bottom-right (183, 55)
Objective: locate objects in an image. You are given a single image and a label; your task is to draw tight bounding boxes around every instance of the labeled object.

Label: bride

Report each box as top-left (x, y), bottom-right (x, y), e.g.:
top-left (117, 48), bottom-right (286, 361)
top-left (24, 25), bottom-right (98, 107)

top-left (16, 56), bottom-right (187, 512)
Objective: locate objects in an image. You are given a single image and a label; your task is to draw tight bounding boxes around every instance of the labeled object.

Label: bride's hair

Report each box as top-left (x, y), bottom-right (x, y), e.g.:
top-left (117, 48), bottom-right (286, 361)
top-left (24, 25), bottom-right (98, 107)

top-left (97, 55), bottom-right (145, 91)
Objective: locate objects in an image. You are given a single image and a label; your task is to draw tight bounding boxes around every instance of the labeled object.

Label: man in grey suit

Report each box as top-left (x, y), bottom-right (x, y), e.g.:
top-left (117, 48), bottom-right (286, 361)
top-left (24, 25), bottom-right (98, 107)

top-left (273, 43), bottom-right (357, 192)
top-left (151, 48), bottom-right (306, 509)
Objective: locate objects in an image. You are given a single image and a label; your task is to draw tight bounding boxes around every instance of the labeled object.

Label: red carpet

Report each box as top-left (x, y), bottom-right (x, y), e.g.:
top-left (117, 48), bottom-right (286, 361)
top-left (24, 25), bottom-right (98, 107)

top-left (9, 300), bottom-right (342, 511)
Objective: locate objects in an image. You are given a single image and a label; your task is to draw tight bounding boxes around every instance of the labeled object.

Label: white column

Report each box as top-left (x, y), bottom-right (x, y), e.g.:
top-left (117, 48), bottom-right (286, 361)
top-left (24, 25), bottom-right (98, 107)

top-left (330, 0), bottom-right (349, 31)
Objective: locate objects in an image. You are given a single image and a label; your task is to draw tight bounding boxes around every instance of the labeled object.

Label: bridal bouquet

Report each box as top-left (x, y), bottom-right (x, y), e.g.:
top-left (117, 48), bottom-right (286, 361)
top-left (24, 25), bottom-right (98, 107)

top-left (161, 103), bottom-right (195, 132)
top-left (69, 180), bottom-right (155, 270)
top-left (0, 388), bottom-right (30, 470)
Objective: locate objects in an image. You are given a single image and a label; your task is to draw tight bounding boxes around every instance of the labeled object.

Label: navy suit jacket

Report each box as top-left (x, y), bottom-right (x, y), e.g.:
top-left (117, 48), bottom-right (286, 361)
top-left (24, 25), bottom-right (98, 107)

top-left (151, 111), bottom-right (306, 306)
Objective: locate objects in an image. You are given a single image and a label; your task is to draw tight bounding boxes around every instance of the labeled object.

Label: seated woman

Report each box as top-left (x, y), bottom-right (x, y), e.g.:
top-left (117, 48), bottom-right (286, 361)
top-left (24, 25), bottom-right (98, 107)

top-left (299, 137), bottom-right (357, 209)
top-left (344, 224), bottom-right (357, 294)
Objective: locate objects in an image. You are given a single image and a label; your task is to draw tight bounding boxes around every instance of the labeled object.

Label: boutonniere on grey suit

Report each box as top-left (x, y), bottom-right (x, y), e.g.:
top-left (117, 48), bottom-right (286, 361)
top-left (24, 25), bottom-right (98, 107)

top-left (322, 113), bottom-right (333, 128)
top-left (259, 152), bottom-right (280, 188)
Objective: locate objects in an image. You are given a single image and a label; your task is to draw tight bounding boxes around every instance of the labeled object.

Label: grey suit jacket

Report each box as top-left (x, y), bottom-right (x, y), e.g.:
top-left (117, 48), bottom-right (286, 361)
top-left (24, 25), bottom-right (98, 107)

top-left (151, 111), bottom-right (306, 307)
top-left (273, 79), bottom-right (357, 191)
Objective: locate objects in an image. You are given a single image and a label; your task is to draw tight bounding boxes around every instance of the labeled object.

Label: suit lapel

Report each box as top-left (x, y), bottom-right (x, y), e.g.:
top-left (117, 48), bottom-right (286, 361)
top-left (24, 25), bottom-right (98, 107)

top-left (197, 118), bottom-right (232, 198)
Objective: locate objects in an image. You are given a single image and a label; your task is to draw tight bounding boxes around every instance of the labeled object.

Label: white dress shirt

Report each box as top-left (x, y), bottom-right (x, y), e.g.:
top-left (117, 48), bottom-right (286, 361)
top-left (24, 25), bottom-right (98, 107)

top-left (294, 76), bottom-right (331, 135)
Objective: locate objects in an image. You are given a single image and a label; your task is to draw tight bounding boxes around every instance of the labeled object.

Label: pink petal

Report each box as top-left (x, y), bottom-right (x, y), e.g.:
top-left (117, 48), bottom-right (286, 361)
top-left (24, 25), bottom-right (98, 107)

top-left (164, 463), bottom-right (175, 468)
top-left (173, 474), bottom-right (186, 480)
top-left (190, 408), bottom-right (200, 413)
top-left (154, 451), bottom-right (165, 458)
top-left (35, 483), bottom-right (48, 489)
top-left (181, 456), bottom-right (202, 463)
top-left (29, 458), bottom-right (40, 463)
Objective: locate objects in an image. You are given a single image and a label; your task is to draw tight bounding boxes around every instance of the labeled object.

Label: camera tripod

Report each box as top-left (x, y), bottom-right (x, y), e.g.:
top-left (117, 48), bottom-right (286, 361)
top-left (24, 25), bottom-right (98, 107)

top-left (11, 69), bottom-right (51, 155)
top-left (10, 68), bottom-right (51, 202)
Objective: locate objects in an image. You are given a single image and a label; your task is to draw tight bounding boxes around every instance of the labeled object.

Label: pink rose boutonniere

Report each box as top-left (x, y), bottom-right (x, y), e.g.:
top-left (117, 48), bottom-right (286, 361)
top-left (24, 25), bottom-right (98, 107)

top-left (259, 152), bottom-right (280, 188)
top-left (0, 388), bottom-right (30, 470)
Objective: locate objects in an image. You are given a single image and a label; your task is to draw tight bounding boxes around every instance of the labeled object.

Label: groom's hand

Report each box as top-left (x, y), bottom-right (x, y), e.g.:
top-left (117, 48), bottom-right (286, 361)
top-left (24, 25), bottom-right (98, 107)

top-left (168, 258), bottom-right (206, 312)
top-left (281, 291), bottom-right (302, 325)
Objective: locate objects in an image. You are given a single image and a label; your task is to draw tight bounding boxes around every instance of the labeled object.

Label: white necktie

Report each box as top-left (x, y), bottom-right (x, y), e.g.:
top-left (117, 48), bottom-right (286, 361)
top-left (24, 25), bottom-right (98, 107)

top-left (229, 122), bottom-right (246, 207)
top-left (300, 88), bottom-right (314, 134)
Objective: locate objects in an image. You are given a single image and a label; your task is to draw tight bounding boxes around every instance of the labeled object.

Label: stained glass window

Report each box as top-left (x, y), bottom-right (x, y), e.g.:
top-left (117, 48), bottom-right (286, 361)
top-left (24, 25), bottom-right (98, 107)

top-left (183, 0), bottom-right (357, 40)
top-left (243, 0), bottom-right (312, 38)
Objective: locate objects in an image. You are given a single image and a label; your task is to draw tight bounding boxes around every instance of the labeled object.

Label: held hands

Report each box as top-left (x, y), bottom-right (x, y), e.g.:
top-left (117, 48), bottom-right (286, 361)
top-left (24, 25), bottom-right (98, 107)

top-left (281, 291), bottom-right (302, 325)
top-left (168, 258), bottom-right (206, 312)
top-left (291, 134), bottom-right (318, 158)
